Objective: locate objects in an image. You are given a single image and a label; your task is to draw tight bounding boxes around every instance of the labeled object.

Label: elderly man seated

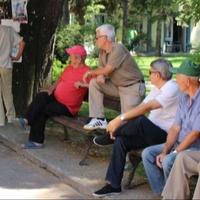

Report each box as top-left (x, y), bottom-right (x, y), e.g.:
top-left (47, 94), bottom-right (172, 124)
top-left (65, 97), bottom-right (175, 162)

top-left (93, 58), bottom-right (180, 197)
top-left (142, 59), bottom-right (200, 196)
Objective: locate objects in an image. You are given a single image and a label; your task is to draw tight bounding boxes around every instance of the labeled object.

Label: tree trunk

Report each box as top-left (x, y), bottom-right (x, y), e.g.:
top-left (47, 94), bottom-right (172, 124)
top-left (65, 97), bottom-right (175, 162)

top-left (146, 17), bottom-right (152, 52)
top-left (155, 19), bottom-right (162, 56)
top-left (13, 0), bottom-right (64, 116)
top-left (122, 0), bottom-right (129, 45)
top-left (61, 0), bottom-right (70, 25)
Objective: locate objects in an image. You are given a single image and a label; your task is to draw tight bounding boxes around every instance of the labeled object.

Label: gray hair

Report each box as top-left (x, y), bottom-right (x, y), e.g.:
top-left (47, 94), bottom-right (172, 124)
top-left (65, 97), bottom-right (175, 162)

top-left (96, 24), bottom-right (115, 42)
top-left (150, 58), bottom-right (173, 80)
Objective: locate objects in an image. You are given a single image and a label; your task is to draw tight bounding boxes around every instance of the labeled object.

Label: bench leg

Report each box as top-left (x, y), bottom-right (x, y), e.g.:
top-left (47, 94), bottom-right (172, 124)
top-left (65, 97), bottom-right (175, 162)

top-left (79, 135), bottom-right (94, 166)
top-left (124, 154), bottom-right (142, 189)
top-left (63, 126), bottom-right (69, 140)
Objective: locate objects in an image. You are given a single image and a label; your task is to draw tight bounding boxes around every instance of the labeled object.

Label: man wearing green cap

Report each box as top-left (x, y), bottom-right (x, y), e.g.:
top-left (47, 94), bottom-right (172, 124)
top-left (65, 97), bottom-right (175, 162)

top-left (142, 59), bottom-right (200, 196)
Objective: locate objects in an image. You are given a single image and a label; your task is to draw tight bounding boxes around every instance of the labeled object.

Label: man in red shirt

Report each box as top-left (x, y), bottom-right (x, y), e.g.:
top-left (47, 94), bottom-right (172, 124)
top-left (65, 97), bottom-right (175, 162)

top-left (16, 45), bottom-right (90, 149)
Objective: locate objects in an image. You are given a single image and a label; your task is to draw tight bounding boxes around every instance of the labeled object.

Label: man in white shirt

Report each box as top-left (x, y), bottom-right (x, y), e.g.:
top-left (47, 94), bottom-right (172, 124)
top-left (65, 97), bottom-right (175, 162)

top-left (93, 58), bottom-right (180, 197)
top-left (0, 24), bottom-right (25, 125)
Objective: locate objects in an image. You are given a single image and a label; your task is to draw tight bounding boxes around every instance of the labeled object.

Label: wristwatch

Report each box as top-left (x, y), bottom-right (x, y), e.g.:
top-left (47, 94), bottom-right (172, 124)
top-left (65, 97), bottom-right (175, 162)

top-left (120, 114), bottom-right (125, 121)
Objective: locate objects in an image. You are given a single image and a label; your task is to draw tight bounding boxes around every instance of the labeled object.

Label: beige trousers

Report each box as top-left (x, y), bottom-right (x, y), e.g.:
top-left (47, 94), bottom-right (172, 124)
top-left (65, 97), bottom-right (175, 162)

top-left (88, 78), bottom-right (145, 118)
top-left (0, 68), bottom-right (16, 125)
top-left (162, 151), bottom-right (200, 200)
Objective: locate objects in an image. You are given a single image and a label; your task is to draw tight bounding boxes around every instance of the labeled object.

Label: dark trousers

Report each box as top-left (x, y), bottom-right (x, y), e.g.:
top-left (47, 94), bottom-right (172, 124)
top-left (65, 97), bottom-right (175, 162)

top-left (106, 116), bottom-right (167, 188)
top-left (26, 92), bottom-right (72, 144)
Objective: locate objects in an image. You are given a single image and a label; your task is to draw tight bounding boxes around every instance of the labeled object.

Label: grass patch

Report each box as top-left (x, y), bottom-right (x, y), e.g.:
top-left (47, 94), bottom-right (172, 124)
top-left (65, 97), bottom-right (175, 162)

top-left (79, 101), bottom-right (119, 119)
top-left (134, 54), bottom-right (188, 81)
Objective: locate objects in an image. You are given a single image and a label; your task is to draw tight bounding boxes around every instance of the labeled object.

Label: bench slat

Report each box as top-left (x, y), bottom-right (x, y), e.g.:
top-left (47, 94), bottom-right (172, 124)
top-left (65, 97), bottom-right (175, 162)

top-left (51, 96), bottom-right (141, 188)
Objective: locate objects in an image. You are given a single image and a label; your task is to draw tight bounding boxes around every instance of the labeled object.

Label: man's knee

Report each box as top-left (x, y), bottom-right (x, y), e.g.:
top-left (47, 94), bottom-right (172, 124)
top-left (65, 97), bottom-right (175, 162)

top-left (162, 154), bottom-right (176, 173)
top-left (89, 78), bottom-right (99, 90)
top-left (142, 147), bottom-right (155, 163)
top-left (114, 136), bottom-right (124, 146)
top-left (175, 152), bottom-right (187, 164)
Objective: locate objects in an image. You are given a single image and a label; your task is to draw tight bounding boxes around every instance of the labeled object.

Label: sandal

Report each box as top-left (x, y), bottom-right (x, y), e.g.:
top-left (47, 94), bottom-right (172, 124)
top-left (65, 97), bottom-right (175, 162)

top-left (22, 141), bottom-right (43, 149)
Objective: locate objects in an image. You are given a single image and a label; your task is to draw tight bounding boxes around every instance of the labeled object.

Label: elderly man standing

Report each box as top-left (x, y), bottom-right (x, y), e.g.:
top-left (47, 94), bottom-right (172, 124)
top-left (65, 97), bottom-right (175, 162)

top-left (142, 59), bottom-right (200, 196)
top-left (162, 150), bottom-right (200, 200)
top-left (83, 24), bottom-right (145, 130)
top-left (92, 58), bottom-right (180, 197)
top-left (0, 24), bottom-right (25, 126)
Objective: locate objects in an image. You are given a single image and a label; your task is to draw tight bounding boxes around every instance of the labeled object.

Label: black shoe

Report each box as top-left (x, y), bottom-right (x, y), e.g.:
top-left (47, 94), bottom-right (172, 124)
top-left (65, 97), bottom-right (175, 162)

top-left (93, 134), bottom-right (114, 147)
top-left (93, 184), bottom-right (121, 197)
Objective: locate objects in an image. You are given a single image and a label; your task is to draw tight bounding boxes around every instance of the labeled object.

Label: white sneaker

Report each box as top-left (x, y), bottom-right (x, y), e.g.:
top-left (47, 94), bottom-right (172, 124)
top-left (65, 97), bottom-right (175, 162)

top-left (83, 118), bottom-right (107, 130)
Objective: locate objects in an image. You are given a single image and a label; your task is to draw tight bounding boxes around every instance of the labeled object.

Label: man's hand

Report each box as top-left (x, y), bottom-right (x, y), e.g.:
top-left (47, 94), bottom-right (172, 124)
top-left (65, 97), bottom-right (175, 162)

top-left (106, 117), bottom-right (122, 139)
top-left (156, 153), bottom-right (166, 168)
top-left (74, 81), bottom-right (88, 88)
top-left (47, 85), bottom-right (55, 95)
top-left (11, 40), bottom-right (25, 61)
top-left (83, 71), bottom-right (92, 83)
top-left (11, 56), bottom-right (20, 61)
top-left (96, 75), bottom-right (105, 84)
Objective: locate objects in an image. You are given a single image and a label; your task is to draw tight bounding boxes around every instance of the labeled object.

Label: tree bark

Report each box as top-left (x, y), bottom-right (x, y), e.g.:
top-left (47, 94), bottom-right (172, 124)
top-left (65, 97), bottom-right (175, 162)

top-left (61, 0), bottom-right (69, 25)
top-left (146, 17), bottom-right (152, 52)
top-left (155, 19), bottom-right (162, 56)
top-left (122, 0), bottom-right (129, 45)
top-left (13, 0), bottom-right (64, 115)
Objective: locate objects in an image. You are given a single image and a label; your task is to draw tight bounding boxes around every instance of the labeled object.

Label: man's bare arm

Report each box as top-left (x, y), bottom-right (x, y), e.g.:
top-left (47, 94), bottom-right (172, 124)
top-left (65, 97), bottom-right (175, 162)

top-left (176, 131), bottom-right (200, 152)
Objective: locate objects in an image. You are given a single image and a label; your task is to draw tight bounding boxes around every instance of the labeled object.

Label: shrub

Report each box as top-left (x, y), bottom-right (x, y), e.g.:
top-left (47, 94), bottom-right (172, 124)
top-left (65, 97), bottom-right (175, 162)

top-left (52, 58), bottom-right (68, 82)
top-left (55, 24), bottom-right (84, 62)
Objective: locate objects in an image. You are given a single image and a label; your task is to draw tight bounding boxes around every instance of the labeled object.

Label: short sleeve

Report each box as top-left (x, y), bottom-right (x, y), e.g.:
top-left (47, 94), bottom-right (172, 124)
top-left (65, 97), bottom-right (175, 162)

top-left (143, 88), bottom-right (157, 103)
top-left (107, 45), bottom-right (127, 69)
top-left (155, 81), bottom-right (179, 108)
top-left (173, 101), bottom-right (182, 126)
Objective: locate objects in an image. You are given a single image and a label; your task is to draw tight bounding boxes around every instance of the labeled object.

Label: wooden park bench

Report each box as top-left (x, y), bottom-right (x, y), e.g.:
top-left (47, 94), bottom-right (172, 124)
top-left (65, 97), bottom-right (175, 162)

top-left (51, 95), bottom-right (143, 188)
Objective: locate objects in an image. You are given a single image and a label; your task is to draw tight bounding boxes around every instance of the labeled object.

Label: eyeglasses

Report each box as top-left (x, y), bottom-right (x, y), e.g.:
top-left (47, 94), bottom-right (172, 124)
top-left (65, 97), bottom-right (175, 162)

top-left (95, 35), bottom-right (106, 40)
top-left (149, 70), bottom-right (159, 75)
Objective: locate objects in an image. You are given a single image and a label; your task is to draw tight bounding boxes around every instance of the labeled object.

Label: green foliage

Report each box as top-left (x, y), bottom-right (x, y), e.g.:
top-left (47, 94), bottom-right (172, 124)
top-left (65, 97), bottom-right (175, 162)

top-left (85, 57), bottom-right (98, 69)
top-left (134, 54), bottom-right (188, 80)
top-left (52, 58), bottom-right (68, 82)
top-left (129, 33), bottom-right (148, 51)
top-left (189, 46), bottom-right (200, 66)
top-left (130, 0), bottom-right (175, 20)
top-left (174, 0), bottom-right (200, 25)
top-left (55, 24), bottom-right (84, 62)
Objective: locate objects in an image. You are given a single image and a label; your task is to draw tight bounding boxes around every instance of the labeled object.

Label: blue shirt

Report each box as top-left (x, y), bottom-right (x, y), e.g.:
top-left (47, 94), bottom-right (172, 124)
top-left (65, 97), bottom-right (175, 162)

top-left (174, 88), bottom-right (200, 149)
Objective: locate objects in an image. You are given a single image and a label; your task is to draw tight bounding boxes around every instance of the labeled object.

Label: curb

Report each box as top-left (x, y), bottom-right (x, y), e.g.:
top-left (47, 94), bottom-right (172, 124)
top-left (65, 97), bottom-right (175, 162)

top-left (0, 133), bottom-right (93, 198)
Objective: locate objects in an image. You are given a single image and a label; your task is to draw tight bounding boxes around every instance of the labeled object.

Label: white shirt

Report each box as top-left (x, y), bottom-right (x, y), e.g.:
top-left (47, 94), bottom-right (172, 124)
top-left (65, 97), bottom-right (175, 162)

top-left (0, 25), bottom-right (22, 68)
top-left (143, 80), bottom-right (180, 131)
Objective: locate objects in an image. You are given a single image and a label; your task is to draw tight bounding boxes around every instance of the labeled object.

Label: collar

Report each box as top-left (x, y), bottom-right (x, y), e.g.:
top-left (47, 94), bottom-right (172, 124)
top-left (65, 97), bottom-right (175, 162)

top-left (186, 87), bottom-right (200, 106)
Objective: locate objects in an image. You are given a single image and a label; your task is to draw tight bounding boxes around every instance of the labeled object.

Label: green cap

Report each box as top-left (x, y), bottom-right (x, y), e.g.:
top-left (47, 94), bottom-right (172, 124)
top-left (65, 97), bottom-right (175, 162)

top-left (171, 59), bottom-right (200, 77)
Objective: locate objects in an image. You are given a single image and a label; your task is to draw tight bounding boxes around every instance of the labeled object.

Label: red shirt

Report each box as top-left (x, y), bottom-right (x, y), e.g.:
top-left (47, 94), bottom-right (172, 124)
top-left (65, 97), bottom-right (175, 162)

top-left (54, 64), bottom-right (90, 116)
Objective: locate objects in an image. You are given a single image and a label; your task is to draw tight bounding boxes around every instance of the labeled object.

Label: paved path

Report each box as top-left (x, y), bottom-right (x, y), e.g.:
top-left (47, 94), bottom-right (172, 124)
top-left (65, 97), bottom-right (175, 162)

top-left (0, 142), bottom-right (84, 199)
top-left (0, 123), bottom-right (159, 199)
